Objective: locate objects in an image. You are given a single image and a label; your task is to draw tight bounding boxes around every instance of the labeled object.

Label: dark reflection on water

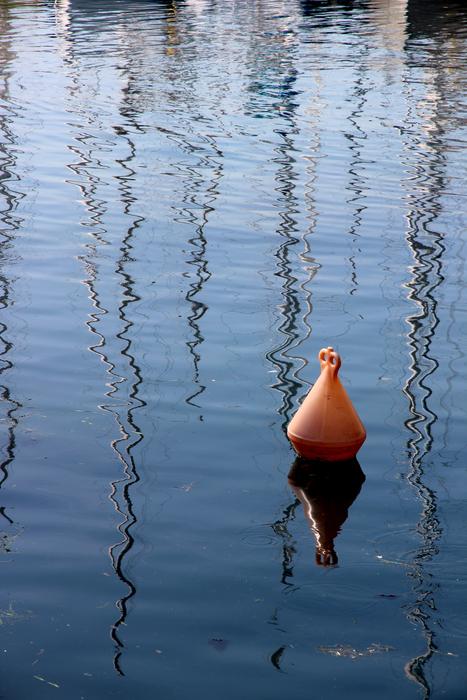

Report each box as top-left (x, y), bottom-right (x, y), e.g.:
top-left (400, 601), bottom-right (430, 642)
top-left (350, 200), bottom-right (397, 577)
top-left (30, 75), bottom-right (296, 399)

top-left (60, 25), bottom-right (145, 674)
top-left (0, 3), bottom-right (22, 544)
top-left (172, 112), bottom-right (218, 415)
top-left (407, 0), bottom-right (467, 39)
top-left (400, 16), bottom-right (455, 693)
top-left (266, 83), bottom-right (306, 428)
top-left (108, 130), bottom-right (145, 675)
top-left (288, 458), bottom-right (365, 567)
top-left (0, 0), bottom-right (466, 698)
top-left (271, 493), bottom-right (300, 587)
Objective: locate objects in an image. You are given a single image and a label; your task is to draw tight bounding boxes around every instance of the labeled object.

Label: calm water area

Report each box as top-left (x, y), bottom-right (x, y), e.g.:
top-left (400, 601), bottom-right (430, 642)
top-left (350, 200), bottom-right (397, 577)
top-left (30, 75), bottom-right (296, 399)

top-left (0, 0), bottom-right (466, 697)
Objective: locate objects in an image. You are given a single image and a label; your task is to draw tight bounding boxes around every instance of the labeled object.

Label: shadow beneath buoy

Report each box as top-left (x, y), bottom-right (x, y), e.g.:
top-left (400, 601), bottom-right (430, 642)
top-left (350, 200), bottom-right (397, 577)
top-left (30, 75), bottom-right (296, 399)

top-left (287, 457), bottom-right (365, 567)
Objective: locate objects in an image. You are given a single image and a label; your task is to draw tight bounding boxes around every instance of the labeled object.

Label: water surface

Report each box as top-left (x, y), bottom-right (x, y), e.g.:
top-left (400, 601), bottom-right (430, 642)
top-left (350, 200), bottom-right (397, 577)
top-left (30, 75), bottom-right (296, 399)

top-left (0, 1), bottom-right (466, 698)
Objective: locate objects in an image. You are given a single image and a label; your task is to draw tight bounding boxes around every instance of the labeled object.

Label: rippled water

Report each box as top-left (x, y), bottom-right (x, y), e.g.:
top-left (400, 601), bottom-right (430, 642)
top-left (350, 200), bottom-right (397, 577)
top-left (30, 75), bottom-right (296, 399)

top-left (0, 0), bottom-right (466, 697)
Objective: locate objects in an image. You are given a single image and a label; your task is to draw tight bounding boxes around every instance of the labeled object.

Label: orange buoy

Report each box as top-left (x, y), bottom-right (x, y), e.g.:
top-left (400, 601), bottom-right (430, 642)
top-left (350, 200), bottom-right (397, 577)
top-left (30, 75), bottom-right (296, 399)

top-left (287, 346), bottom-right (366, 462)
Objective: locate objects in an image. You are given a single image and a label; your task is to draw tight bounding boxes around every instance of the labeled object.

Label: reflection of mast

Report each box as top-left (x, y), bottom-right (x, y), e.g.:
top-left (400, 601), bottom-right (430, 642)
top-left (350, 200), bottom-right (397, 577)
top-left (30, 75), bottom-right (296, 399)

top-left (400, 58), bottom-right (447, 699)
top-left (152, 13), bottom-right (222, 415)
top-left (257, 29), bottom-right (306, 429)
top-left (66, 121), bottom-right (137, 675)
top-left (57, 8), bottom-right (143, 674)
top-left (108, 121), bottom-right (146, 676)
top-left (170, 130), bottom-right (220, 413)
top-left (261, 33), bottom-right (305, 595)
top-left (69, 133), bottom-right (142, 677)
top-left (344, 65), bottom-right (370, 298)
top-left (262, 15), bottom-right (321, 591)
top-left (267, 120), bottom-right (304, 427)
top-left (0, 4), bottom-right (22, 527)
top-left (405, 0), bottom-right (467, 469)
top-left (271, 498), bottom-right (300, 587)
top-left (258, 23), bottom-right (322, 671)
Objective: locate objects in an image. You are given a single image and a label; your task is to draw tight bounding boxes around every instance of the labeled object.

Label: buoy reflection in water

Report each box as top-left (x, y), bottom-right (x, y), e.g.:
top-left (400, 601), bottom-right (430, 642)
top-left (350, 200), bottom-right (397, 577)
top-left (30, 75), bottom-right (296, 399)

top-left (288, 458), bottom-right (365, 567)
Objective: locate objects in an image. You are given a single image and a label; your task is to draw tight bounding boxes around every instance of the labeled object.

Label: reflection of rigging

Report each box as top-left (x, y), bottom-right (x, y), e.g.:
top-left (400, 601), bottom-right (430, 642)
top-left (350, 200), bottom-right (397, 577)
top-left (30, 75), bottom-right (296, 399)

top-left (0, 4), bottom-right (22, 529)
top-left (400, 60), bottom-right (447, 699)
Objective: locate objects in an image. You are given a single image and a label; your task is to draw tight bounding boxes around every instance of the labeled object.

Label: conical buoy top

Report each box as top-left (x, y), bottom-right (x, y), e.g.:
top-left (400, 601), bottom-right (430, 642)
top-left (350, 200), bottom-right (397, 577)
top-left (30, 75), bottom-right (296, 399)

top-left (287, 347), bottom-right (366, 462)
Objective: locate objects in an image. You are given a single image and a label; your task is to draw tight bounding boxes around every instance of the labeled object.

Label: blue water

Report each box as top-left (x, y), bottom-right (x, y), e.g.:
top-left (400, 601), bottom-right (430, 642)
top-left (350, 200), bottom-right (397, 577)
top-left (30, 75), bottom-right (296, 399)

top-left (0, 1), bottom-right (466, 698)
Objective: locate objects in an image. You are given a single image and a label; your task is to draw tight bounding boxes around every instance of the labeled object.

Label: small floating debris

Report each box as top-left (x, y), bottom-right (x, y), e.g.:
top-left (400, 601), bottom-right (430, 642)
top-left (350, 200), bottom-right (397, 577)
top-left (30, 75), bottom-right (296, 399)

top-left (270, 645), bottom-right (286, 671)
top-left (377, 593), bottom-right (399, 599)
top-left (208, 638), bottom-right (229, 652)
top-left (177, 482), bottom-right (195, 493)
top-left (318, 642), bottom-right (394, 659)
top-left (0, 605), bottom-right (33, 625)
top-left (287, 347), bottom-right (366, 462)
top-left (33, 675), bottom-right (60, 688)
top-left (0, 531), bottom-right (20, 554)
